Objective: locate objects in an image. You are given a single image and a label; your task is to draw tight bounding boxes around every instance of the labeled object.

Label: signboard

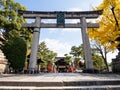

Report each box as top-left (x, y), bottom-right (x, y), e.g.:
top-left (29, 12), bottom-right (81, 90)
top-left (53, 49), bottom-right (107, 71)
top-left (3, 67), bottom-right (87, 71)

top-left (57, 12), bottom-right (65, 25)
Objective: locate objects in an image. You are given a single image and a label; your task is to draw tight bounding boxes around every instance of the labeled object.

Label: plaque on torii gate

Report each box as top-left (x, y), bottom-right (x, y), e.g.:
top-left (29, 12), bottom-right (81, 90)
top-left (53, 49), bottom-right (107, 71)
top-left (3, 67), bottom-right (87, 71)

top-left (18, 10), bottom-right (103, 73)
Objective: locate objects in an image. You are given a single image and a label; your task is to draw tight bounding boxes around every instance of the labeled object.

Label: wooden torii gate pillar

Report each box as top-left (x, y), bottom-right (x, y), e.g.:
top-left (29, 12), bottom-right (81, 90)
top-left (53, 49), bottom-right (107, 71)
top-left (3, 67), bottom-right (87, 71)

top-left (19, 10), bottom-right (103, 73)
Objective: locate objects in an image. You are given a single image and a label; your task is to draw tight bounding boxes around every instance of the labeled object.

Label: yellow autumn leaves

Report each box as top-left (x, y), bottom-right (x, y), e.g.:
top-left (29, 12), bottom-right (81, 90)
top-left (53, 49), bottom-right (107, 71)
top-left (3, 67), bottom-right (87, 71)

top-left (88, 0), bottom-right (120, 51)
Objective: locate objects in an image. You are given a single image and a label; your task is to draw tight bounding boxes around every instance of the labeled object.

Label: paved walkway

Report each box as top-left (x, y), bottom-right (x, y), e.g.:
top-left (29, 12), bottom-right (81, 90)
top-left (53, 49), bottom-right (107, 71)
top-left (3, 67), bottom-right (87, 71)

top-left (0, 73), bottom-right (120, 82)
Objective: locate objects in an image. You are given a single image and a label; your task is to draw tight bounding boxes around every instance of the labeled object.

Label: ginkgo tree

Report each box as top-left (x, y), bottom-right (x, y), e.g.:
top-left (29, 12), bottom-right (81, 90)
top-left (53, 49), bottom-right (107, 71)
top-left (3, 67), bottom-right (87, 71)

top-left (89, 0), bottom-right (120, 51)
top-left (88, 0), bottom-right (120, 72)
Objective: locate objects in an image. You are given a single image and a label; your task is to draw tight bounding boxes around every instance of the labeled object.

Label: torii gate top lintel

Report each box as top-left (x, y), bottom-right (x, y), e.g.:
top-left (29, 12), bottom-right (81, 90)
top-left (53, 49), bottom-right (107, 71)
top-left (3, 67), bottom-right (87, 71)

top-left (18, 10), bottom-right (103, 19)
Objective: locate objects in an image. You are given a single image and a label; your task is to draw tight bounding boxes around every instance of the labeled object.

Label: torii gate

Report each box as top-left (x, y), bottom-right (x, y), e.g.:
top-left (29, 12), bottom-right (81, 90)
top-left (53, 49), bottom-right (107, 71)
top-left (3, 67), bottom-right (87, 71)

top-left (19, 10), bottom-right (103, 73)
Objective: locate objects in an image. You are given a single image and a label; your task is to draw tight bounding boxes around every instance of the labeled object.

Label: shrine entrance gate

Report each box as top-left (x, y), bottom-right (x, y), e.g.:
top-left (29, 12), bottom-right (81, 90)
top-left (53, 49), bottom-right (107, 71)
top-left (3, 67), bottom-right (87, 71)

top-left (19, 10), bottom-right (102, 73)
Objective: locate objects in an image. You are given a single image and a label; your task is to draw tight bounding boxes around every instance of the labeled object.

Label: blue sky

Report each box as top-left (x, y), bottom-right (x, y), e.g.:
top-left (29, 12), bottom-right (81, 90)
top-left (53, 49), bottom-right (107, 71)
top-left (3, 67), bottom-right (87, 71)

top-left (15, 0), bottom-right (102, 11)
top-left (14, 0), bottom-right (118, 62)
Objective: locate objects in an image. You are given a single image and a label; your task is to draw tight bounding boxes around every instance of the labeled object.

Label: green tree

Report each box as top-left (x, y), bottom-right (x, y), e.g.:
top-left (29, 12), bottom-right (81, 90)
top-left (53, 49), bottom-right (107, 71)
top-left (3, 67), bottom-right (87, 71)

top-left (38, 42), bottom-right (57, 68)
top-left (92, 53), bottom-right (105, 71)
top-left (70, 45), bottom-right (84, 58)
top-left (74, 57), bottom-right (81, 68)
top-left (91, 41), bottom-right (110, 72)
top-left (64, 54), bottom-right (72, 65)
top-left (0, 0), bottom-right (32, 73)
top-left (70, 44), bottom-right (105, 71)
top-left (1, 36), bottom-right (27, 73)
top-left (0, 0), bottom-right (32, 41)
top-left (70, 45), bottom-right (84, 68)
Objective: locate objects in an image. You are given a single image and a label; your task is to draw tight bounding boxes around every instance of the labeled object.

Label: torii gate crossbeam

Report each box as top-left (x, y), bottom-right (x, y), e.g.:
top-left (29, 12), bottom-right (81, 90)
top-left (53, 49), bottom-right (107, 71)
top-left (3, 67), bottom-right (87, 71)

top-left (19, 10), bottom-right (103, 73)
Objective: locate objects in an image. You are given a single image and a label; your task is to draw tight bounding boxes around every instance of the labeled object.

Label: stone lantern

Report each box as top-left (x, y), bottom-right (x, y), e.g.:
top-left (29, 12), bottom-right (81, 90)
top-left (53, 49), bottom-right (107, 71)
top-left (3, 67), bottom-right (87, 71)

top-left (0, 50), bottom-right (8, 74)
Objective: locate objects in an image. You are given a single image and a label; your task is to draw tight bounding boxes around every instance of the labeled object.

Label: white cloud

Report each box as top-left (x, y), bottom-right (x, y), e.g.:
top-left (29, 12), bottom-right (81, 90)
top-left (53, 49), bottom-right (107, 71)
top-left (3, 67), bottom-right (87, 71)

top-left (107, 50), bottom-right (118, 63)
top-left (40, 38), bottom-right (72, 56)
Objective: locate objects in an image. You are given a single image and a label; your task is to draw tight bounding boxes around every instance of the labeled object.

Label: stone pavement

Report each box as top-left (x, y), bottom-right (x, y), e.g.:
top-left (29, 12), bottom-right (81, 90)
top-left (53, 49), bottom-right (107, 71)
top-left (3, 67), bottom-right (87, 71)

top-left (0, 73), bottom-right (120, 90)
top-left (0, 73), bottom-right (120, 82)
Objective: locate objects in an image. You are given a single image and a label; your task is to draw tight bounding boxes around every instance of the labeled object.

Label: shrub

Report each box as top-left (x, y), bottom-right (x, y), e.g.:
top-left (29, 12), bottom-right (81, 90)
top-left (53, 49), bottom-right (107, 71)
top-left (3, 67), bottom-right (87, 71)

top-left (2, 36), bottom-right (27, 73)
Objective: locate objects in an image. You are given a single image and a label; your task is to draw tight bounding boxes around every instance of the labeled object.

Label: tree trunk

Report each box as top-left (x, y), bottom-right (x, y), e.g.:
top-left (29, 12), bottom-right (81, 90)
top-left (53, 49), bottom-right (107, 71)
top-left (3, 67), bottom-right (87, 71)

top-left (96, 46), bottom-right (109, 72)
top-left (100, 49), bottom-right (109, 72)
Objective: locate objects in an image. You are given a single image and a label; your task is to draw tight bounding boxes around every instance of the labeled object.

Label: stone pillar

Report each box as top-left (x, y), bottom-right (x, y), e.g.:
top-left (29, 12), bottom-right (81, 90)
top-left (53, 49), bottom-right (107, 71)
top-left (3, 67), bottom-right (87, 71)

top-left (80, 17), bottom-right (94, 72)
top-left (29, 17), bottom-right (41, 73)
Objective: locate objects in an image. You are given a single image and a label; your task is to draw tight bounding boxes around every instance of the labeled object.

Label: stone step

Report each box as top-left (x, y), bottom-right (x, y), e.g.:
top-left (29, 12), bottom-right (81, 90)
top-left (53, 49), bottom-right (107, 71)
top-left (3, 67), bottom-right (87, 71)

top-left (0, 81), bottom-right (63, 87)
top-left (64, 80), bottom-right (120, 86)
top-left (0, 73), bottom-right (120, 90)
top-left (0, 85), bottom-right (120, 90)
top-left (0, 80), bottom-right (120, 87)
